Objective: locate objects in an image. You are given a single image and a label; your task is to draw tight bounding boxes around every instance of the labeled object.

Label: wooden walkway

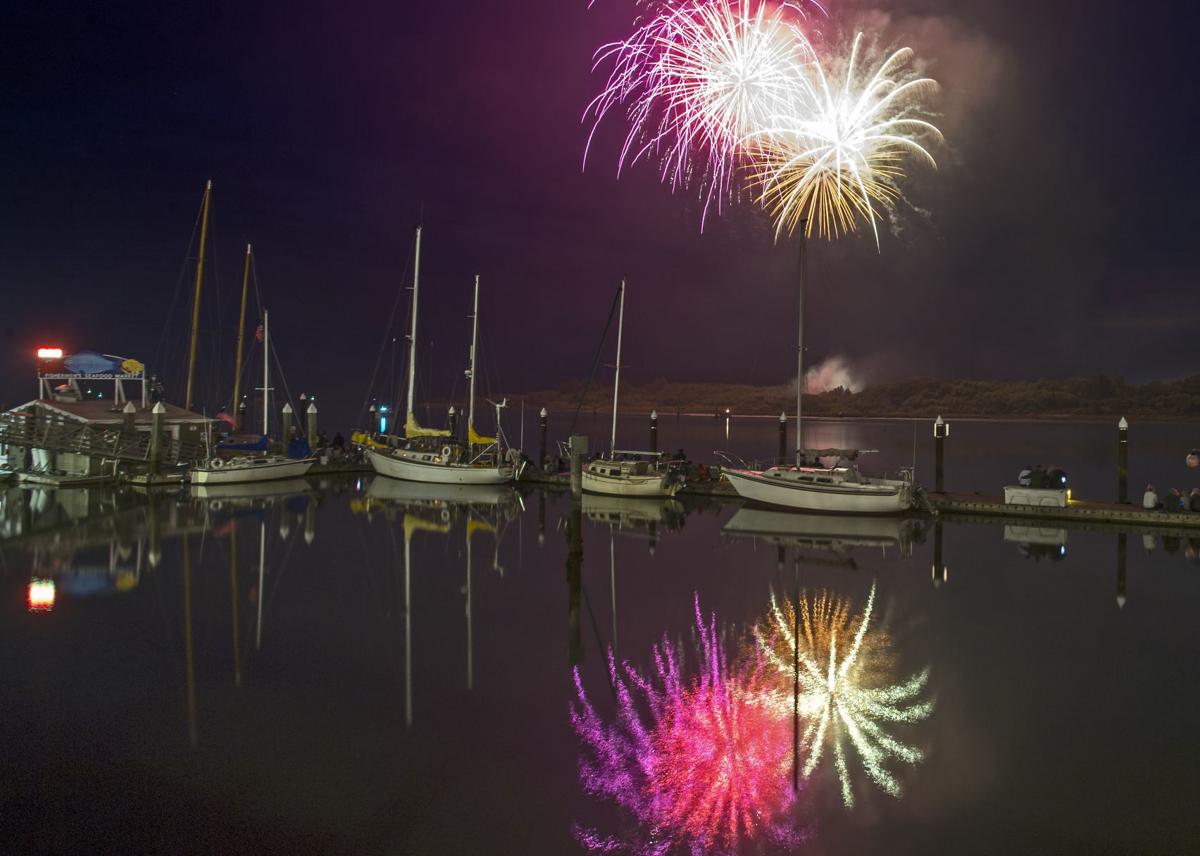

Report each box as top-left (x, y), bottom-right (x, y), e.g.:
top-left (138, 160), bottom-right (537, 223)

top-left (928, 492), bottom-right (1200, 530)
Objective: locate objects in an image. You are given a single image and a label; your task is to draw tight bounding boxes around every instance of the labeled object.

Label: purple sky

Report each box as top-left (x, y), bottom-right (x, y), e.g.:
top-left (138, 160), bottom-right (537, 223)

top-left (3, 1), bottom-right (1197, 426)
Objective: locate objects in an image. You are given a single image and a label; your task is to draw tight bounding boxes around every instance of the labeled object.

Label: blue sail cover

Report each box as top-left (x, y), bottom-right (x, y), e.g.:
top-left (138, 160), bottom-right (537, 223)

top-left (287, 438), bottom-right (312, 459)
top-left (63, 351), bottom-right (124, 375)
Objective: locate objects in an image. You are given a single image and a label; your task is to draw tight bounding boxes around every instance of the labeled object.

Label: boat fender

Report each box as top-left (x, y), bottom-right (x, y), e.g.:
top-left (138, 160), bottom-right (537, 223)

top-left (210, 458), bottom-right (223, 469)
top-left (441, 445), bottom-right (453, 462)
top-left (440, 509), bottom-right (451, 523)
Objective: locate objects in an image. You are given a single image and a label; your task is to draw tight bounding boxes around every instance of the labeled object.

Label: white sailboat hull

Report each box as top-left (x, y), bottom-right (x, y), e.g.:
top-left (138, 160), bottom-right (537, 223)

top-left (724, 468), bottom-right (912, 514)
top-left (582, 467), bottom-right (679, 497)
top-left (367, 448), bottom-right (513, 485)
top-left (191, 457), bottom-right (315, 485)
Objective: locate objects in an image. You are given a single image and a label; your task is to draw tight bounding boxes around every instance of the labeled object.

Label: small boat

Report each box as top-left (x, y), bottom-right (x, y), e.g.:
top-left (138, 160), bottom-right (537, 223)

top-left (723, 449), bottom-right (912, 515)
top-left (582, 280), bottom-right (682, 498)
top-left (190, 307), bottom-right (315, 485)
top-left (722, 229), bottom-right (914, 515)
top-left (367, 231), bottom-right (516, 485)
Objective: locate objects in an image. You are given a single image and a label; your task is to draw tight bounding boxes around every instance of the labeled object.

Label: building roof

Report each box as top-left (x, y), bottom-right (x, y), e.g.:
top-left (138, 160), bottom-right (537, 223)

top-left (6, 399), bottom-right (212, 426)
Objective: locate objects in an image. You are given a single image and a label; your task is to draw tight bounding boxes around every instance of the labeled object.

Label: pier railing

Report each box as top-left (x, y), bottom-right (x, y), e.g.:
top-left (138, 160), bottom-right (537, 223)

top-left (0, 412), bottom-right (205, 467)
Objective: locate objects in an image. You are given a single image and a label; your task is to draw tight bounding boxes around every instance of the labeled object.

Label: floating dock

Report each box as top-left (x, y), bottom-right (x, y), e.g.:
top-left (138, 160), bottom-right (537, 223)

top-left (928, 492), bottom-right (1200, 530)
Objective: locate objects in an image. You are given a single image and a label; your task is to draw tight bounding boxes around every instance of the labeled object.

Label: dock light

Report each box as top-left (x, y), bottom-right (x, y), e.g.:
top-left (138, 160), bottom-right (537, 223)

top-left (37, 347), bottom-right (63, 360)
top-left (27, 579), bottom-right (56, 612)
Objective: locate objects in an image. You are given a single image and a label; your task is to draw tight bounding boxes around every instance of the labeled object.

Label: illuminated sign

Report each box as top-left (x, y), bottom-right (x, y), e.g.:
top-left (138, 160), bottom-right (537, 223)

top-left (37, 347), bottom-right (64, 360)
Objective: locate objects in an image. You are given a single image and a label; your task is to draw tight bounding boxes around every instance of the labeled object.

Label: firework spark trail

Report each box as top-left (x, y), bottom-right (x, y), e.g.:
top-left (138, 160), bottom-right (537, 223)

top-left (571, 595), bottom-right (803, 854)
top-left (751, 32), bottom-right (943, 244)
top-left (756, 581), bottom-right (932, 807)
top-left (585, 0), bottom-right (820, 227)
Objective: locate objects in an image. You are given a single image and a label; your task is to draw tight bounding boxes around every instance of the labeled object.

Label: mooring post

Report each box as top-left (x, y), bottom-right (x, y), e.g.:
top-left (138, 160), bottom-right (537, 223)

top-left (538, 407), bottom-right (548, 468)
top-left (149, 401), bottom-right (165, 474)
top-left (237, 399), bottom-right (247, 432)
top-left (778, 412), bottom-right (787, 464)
top-left (281, 403), bottom-right (293, 448)
top-left (369, 404), bottom-right (378, 435)
top-left (1118, 417), bottom-right (1129, 503)
top-left (448, 405), bottom-right (458, 438)
top-left (306, 402), bottom-right (318, 444)
top-left (650, 410), bottom-right (658, 454)
top-left (934, 415), bottom-right (949, 493)
top-left (570, 434), bottom-right (588, 498)
top-left (122, 401), bottom-right (136, 437)
top-left (1116, 532), bottom-right (1127, 609)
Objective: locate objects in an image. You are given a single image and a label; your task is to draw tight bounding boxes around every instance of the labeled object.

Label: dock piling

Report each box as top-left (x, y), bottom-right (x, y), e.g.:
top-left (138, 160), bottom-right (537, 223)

top-left (778, 412), bottom-right (787, 464)
top-left (934, 415), bottom-right (949, 493)
top-left (122, 401), bottom-right (136, 437)
top-left (1118, 417), bottom-right (1129, 503)
top-left (650, 410), bottom-right (658, 454)
top-left (149, 402), bottom-right (165, 473)
top-left (281, 403), bottom-right (293, 442)
top-left (448, 405), bottom-right (458, 438)
top-left (539, 407), bottom-right (547, 468)
top-left (237, 399), bottom-right (247, 432)
top-left (570, 434), bottom-right (588, 498)
top-left (369, 404), bottom-right (379, 435)
top-left (306, 402), bottom-right (318, 444)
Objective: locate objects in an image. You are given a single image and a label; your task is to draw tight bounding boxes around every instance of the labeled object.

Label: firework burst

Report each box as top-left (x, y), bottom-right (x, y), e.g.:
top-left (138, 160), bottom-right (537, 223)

top-left (571, 595), bottom-right (803, 854)
top-left (751, 32), bottom-right (943, 244)
top-left (585, 0), bottom-right (819, 226)
top-left (755, 581), bottom-right (932, 807)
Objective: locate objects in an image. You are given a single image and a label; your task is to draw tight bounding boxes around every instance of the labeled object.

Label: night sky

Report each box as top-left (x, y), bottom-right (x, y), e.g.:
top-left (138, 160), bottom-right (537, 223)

top-left (3, 1), bottom-right (1197, 426)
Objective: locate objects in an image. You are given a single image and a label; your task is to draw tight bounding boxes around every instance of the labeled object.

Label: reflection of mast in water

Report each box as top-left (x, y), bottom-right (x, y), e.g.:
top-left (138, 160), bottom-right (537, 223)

top-left (230, 520), bottom-right (242, 687)
top-left (255, 520), bottom-right (266, 652)
top-left (401, 512), bottom-right (452, 727)
top-left (466, 517), bottom-right (473, 691)
top-left (182, 533), bottom-right (197, 748)
top-left (609, 526), bottom-right (617, 662)
top-left (566, 496), bottom-right (583, 666)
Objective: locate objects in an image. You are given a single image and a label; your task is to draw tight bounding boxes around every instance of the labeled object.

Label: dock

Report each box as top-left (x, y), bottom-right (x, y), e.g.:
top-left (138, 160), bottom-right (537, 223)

top-left (928, 492), bottom-right (1200, 530)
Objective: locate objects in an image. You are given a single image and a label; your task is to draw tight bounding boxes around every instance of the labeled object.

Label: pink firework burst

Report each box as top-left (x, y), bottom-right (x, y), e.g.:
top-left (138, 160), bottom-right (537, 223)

top-left (584, 0), bottom-right (822, 228)
top-left (571, 595), bottom-right (804, 854)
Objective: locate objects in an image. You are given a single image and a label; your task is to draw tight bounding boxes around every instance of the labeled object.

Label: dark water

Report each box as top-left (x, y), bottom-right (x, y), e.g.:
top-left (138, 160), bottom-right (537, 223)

top-left (3, 419), bottom-right (1199, 855)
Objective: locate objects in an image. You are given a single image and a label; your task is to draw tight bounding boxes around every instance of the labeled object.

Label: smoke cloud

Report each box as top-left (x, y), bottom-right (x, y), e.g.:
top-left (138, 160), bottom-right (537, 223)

top-left (801, 355), bottom-right (863, 393)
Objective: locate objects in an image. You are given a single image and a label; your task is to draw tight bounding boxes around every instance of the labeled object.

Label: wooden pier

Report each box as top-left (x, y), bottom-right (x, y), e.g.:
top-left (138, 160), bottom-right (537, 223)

top-left (928, 492), bottom-right (1200, 530)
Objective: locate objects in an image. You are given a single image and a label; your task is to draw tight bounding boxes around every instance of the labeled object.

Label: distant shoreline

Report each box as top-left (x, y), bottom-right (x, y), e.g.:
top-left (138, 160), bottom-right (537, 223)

top-left (488, 375), bottom-right (1200, 423)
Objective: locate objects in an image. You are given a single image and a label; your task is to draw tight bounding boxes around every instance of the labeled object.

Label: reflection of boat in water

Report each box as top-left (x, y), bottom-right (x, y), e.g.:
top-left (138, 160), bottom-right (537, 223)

top-left (364, 476), bottom-right (517, 510)
top-left (723, 507), bottom-right (921, 554)
top-left (1003, 524), bottom-right (1068, 561)
top-left (190, 477), bottom-right (312, 502)
top-left (582, 493), bottom-right (685, 527)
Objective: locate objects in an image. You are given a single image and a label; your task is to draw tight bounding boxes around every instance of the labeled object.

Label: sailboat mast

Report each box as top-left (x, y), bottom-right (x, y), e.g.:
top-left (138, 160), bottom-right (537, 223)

top-left (467, 275), bottom-right (480, 447)
top-left (231, 243), bottom-right (251, 414)
top-left (405, 226), bottom-right (423, 426)
top-left (795, 225), bottom-right (806, 467)
top-left (610, 279), bottom-right (625, 455)
top-left (184, 179), bottom-right (213, 412)
top-left (262, 309), bottom-right (270, 436)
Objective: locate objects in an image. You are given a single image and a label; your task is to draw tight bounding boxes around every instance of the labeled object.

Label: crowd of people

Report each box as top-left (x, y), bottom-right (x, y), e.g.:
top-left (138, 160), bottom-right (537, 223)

top-left (1142, 484), bottom-right (1200, 512)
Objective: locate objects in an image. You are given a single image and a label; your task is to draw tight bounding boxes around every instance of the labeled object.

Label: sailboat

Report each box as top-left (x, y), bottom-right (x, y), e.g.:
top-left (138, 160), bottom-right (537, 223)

top-left (191, 306), bottom-right (315, 485)
top-left (581, 280), bottom-right (683, 497)
top-left (722, 229), bottom-right (914, 515)
top-left (366, 232), bottom-right (516, 484)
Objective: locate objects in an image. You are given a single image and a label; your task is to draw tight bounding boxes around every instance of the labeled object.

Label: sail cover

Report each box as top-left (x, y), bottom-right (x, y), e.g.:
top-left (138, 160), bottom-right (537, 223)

top-left (404, 413), bottom-right (450, 439)
top-left (468, 425), bottom-right (497, 446)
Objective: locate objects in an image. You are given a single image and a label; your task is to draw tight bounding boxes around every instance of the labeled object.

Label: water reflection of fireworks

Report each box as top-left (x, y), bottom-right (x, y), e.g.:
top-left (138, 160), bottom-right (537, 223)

top-left (757, 582), bottom-right (932, 807)
top-left (571, 596), bottom-right (803, 854)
